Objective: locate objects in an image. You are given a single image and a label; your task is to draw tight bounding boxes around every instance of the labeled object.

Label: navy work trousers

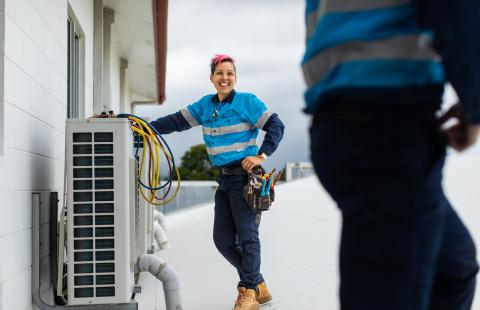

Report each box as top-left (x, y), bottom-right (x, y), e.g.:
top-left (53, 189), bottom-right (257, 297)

top-left (310, 106), bottom-right (478, 309)
top-left (213, 173), bottom-right (264, 289)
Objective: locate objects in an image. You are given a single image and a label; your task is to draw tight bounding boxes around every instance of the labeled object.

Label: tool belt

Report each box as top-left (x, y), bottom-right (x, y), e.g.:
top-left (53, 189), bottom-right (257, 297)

top-left (243, 166), bottom-right (276, 212)
top-left (220, 165), bottom-right (247, 176)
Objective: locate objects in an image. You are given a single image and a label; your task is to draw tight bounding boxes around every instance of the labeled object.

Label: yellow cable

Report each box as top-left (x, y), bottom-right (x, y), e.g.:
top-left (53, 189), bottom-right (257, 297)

top-left (126, 116), bottom-right (181, 206)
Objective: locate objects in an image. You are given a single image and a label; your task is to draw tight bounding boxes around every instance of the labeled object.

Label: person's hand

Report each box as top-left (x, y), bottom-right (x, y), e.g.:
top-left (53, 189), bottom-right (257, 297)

top-left (242, 156), bottom-right (264, 172)
top-left (438, 103), bottom-right (480, 152)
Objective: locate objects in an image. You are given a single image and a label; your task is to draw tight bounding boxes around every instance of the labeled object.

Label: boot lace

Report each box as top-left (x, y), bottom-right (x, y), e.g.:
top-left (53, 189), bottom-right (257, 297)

top-left (235, 291), bottom-right (246, 306)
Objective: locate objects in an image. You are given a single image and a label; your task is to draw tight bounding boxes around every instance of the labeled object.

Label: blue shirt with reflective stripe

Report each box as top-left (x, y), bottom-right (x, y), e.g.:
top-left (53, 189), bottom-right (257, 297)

top-left (303, 0), bottom-right (446, 113)
top-left (150, 90), bottom-right (285, 167)
top-left (303, 0), bottom-right (480, 124)
top-left (188, 91), bottom-right (273, 166)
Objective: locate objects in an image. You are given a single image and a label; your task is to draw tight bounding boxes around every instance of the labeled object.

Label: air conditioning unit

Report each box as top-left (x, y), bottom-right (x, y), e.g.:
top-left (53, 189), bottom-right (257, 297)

top-left (134, 139), bottom-right (154, 259)
top-left (65, 118), bottom-right (135, 305)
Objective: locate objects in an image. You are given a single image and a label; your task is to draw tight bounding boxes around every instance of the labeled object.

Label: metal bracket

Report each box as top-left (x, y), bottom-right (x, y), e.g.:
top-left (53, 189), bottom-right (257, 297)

top-left (32, 192), bottom-right (138, 310)
top-left (133, 286), bottom-right (142, 294)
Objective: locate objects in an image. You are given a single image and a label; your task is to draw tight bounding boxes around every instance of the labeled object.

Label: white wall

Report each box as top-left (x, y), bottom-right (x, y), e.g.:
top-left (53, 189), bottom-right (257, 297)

top-left (0, 0), bottom-right (136, 308)
top-left (0, 0), bottom-right (93, 309)
top-left (0, 1), bottom-right (5, 167)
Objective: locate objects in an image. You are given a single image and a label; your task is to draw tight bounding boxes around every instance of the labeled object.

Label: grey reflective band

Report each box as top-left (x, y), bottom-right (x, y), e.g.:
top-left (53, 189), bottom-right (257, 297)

top-left (255, 111), bottom-right (273, 129)
top-left (180, 108), bottom-right (199, 127)
top-left (325, 0), bottom-right (410, 13)
top-left (306, 10), bottom-right (318, 40)
top-left (302, 34), bottom-right (440, 88)
top-left (206, 139), bottom-right (257, 156)
top-left (202, 122), bottom-right (254, 136)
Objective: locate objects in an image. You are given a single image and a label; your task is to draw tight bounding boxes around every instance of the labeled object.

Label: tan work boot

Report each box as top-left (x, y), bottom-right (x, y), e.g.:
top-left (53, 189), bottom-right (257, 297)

top-left (256, 281), bottom-right (273, 304)
top-left (233, 287), bottom-right (259, 310)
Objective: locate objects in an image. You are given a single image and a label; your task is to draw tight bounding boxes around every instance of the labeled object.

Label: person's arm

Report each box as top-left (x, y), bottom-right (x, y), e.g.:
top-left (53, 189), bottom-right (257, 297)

top-left (258, 113), bottom-right (285, 156)
top-left (150, 111), bottom-right (191, 135)
top-left (438, 103), bottom-right (480, 152)
top-left (150, 98), bottom-right (205, 135)
top-left (242, 112), bottom-right (285, 172)
top-left (414, 0), bottom-right (480, 151)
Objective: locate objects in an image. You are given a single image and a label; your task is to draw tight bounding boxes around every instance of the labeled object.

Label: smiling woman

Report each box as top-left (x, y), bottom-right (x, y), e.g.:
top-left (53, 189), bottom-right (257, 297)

top-left (210, 55), bottom-right (237, 102)
top-left (149, 54), bottom-right (285, 310)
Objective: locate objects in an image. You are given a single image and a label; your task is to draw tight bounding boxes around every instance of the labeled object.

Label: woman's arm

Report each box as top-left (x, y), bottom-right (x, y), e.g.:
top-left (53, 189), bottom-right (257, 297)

top-left (242, 113), bottom-right (285, 171)
top-left (259, 113), bottom-right (285, 156)
top-left (150, 111), bottom-right (192, 135)
top-left (414, 0), bottom-right (480, 124)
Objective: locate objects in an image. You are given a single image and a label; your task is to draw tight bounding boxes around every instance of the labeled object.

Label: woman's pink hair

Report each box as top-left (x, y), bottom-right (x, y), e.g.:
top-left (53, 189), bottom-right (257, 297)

top-left (210, 54), bottom-right (236, 74)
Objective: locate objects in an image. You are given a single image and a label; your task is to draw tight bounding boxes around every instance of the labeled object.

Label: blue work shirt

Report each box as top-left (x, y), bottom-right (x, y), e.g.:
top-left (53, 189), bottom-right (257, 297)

top-left (150, 90), bottom-right (285, 167)
top-left (303, 0), bottom-right (480, 124)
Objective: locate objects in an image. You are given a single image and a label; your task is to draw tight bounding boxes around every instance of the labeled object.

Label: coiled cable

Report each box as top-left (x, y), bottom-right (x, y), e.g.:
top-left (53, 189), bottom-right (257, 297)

top-left (118, 113), bottom-right (180, 206)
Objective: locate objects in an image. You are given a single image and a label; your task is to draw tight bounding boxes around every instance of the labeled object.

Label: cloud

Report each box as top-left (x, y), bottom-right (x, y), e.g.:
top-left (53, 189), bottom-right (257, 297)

top-left (136, 1), bottom-right (310, 170)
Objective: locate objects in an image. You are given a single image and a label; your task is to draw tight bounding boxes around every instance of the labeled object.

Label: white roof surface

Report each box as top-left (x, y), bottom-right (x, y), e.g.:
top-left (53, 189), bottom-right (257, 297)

top-left (137, 154), bottom-right (480, 310)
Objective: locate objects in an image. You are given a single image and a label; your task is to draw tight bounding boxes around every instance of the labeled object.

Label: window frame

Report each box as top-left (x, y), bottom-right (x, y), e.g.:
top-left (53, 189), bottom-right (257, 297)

top-left (67, 6), bottom-right (85, 119)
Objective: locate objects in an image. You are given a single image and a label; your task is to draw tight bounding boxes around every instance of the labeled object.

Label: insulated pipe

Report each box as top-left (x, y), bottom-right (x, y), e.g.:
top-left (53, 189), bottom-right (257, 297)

top-left (154, 221), bottom-right (169, 249)
top-left (153, 209), bottom-right (167, 230)
top-left (138, 254), bottom-right (182, 310)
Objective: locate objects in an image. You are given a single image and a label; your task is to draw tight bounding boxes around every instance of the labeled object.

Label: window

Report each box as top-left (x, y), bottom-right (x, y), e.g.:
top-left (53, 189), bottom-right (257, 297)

top-left (67, 16), bottom-right (80, 118)
top-left (67, 6), bottom-right (85, 119)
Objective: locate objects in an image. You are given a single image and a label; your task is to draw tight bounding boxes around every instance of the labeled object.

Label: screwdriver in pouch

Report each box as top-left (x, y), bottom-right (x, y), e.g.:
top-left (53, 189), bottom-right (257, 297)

top-left (265, 176), bottom-right (273, 194)
top-left (260, 177), bottom-right (267, 196)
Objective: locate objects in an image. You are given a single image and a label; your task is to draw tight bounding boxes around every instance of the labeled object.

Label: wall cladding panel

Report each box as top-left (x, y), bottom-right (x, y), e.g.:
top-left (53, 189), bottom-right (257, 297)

top-left (1, 228), bottom-right (31, 281)
top-left (0, 0), bottom-right (100, 308)
top-left (0, 191), bottom-right (31, 237)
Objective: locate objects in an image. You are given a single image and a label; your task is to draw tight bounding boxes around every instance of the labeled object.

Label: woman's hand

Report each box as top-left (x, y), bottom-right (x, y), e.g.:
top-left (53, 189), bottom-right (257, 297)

top-left (242, 156), bottom-right (265, 172)
top-left (439, 103), bottom-right (480, 152)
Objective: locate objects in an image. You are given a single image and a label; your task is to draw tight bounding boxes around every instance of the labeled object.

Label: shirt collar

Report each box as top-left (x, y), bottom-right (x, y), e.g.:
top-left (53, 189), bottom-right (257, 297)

top-left (212, 89), bottom-right (236, 103)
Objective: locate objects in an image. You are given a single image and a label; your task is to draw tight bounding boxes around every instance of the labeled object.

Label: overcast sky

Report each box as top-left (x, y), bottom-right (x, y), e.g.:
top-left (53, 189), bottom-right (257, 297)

top-left (136, 0), bottom-right (308, 171)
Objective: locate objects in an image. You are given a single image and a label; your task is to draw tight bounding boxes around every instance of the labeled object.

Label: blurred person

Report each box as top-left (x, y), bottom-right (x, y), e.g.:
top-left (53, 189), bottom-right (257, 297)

top-left (302, 1), bottom-right (479, 309)
top-left (150, 54), bottom-right (284, 310)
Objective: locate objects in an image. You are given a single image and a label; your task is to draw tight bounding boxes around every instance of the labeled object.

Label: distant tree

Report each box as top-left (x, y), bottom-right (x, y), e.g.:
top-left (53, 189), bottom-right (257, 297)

top-left (279, 165), bottom-right (286, 181)
top-left (177, 144), bottom-right (219, 180)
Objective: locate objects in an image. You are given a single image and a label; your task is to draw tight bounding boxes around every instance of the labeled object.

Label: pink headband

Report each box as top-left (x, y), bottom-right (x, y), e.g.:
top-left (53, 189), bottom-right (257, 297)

top-left (212, 54), bottom-right (235, 66)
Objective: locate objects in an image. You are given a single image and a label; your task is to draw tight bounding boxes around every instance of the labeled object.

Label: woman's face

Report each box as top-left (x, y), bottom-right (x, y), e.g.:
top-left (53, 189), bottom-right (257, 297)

top-left (210, 61), bottom-right (236, 98)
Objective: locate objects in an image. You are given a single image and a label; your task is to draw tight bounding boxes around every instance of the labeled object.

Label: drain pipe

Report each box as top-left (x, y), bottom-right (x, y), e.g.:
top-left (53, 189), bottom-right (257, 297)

top-left (153, 209), bottom-right (167, 230)
top-left (138, 254), bottom-right (182, 310)
top-left (154, 221), bottom-right (169, 249)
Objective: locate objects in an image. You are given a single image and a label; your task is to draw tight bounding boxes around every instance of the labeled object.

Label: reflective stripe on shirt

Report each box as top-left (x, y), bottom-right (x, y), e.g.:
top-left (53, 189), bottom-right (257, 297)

top-left (255, 110), bottom-right (273, 129)
top-left (202, 122), bottom-right (254, 136)
top-left (180, 108), bottom-right (199, 127)
top-left (303, 33), bottom-right (440, 88)
top-left (206, 139), bottom-right (257, 156)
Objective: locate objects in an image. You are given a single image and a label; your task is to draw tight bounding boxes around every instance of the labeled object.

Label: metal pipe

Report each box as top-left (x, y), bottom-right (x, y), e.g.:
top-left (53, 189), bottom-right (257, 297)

top-left (138, 254), bottom-right (182, 310)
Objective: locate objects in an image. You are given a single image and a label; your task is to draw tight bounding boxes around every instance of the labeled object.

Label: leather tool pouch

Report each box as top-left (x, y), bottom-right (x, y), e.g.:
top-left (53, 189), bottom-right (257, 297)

top-left (243, 167), bottom-right (275, 212)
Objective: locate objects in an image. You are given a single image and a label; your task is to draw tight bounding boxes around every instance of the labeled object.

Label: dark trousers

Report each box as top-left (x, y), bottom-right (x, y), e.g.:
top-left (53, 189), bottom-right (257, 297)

top-left (213, 173), bottom-right (264, 289)
top-left (309, 106), bottom-right (478, 309)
